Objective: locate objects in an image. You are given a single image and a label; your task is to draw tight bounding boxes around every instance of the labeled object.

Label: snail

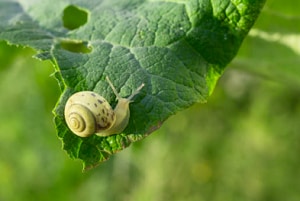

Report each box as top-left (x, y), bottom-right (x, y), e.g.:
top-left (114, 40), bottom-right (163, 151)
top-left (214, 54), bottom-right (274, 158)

top-left (64, 76), bottom-right (145, 137)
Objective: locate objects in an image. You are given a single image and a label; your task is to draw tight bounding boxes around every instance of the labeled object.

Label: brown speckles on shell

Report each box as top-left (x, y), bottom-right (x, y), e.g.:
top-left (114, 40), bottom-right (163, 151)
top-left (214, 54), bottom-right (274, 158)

top-left (97, 99), bottom-right (103, 104)
top-left (97, 122), bottom-right (111, 130)
top-left (105, 111), bottom-right (114, 122)
top-left (101, 117), bottom-right (107, 123)
top-left (110, 113), bottom-right (115, 121)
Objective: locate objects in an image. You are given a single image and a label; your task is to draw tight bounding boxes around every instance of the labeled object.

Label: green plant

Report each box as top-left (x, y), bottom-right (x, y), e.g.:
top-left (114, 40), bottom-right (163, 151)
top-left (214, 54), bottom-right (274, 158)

top-left (0, 0), bottom-right (266, 170)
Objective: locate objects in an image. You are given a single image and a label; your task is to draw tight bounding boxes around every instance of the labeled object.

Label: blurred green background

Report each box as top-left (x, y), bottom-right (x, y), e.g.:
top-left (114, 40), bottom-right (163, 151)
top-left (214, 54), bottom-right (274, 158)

top-left (1, 0), bottom-right (300, 200)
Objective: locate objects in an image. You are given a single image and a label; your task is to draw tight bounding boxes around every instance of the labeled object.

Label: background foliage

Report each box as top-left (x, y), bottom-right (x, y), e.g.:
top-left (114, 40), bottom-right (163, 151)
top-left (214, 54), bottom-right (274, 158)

top-left (0, 0), bottom-right (300, 200)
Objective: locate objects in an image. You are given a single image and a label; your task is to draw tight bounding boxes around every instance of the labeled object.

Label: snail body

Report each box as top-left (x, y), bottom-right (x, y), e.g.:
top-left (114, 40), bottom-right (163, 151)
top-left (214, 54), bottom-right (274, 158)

top-left (64, 76), bottom-right (144, 137)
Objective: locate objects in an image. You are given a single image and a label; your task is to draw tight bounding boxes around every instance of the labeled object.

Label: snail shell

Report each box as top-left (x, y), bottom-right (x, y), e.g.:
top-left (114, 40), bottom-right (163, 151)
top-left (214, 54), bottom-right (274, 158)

top-left (64, 91), bottom-right (116, 137)
top-left (64, 76), bottom-right (145, 137)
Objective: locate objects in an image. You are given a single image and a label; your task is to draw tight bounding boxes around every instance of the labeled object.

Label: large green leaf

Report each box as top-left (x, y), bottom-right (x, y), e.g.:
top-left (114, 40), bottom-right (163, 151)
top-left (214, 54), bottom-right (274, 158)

top-left (0, 0), bottom-right (265, 170)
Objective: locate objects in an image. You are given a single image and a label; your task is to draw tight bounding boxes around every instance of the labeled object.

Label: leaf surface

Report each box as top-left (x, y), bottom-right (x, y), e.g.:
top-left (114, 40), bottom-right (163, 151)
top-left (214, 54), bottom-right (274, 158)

top-left (0, 0), bottom-right (265, 170)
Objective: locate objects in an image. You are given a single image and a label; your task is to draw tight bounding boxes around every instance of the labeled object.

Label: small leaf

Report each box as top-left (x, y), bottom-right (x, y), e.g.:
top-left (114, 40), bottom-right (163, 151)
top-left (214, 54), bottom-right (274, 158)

top-left (0, 0), bottom-right (265, 170)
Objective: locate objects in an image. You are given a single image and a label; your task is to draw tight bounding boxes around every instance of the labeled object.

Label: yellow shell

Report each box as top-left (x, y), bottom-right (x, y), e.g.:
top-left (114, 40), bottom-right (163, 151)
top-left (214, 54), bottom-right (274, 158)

top-left (64, 76), bottom-right (145, 137)
top-left (64, 91), bottom-right (116, 137)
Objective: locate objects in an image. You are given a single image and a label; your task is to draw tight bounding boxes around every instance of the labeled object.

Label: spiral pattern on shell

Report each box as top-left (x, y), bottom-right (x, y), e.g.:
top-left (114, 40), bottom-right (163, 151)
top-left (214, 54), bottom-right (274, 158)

top-left (64, 91), bottom-right (116, 137)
